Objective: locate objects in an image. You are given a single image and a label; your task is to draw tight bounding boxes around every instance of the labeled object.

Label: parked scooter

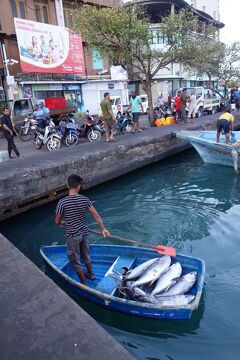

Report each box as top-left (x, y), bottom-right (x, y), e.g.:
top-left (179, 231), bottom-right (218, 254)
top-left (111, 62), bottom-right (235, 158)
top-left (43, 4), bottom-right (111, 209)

top-left (153, 105), bottom-right (173, 119)
top-left (59, 114), bottom-right (80, 146)
top-left (116, 111), bottom-right (133, 134)
top-left (78, 111), bottom-right (102, 142)
top-left (19, 112), bottom-right (38, 141)
top-left (35, 119), bottom-right (62, 151)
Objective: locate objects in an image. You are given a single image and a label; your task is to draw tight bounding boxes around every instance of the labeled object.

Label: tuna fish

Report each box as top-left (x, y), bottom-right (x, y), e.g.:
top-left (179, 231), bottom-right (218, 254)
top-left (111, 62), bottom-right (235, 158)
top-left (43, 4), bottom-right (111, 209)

top-left (160, 271), bottom-right (197, 296)
top-left (133, 287), bottom-right (159, 304)
top-left (155, 295), bottom-right (195, 306)
top-left (151, 262), bottom-right (182, 296)
top-left (132, 255), bottom-right (171, 288)
top-left (125, 258), bottom-right (160, 280)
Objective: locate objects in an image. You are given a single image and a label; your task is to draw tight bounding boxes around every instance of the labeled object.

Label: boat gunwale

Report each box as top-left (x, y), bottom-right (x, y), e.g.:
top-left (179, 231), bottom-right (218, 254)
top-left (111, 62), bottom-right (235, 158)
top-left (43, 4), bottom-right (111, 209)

top-left (176, 130), bottom-right (239, 150)
top-left (40, 244), bottom-right (205, 312)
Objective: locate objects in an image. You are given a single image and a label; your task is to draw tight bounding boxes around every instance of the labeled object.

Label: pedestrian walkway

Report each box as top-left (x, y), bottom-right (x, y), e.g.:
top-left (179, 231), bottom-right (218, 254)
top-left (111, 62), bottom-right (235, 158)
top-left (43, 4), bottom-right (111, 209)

top-left (0, 112), bottom-right (224, 162)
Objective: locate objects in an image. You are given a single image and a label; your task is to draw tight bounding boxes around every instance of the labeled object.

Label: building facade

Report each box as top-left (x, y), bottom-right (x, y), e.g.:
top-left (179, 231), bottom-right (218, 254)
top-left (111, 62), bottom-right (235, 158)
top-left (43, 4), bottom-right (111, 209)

top-left (0, 0), bottom-right (125, 114)
top-left (186, 0), bottom-right (220, 21)
top-left (132, 0), bottom-right (224, 105)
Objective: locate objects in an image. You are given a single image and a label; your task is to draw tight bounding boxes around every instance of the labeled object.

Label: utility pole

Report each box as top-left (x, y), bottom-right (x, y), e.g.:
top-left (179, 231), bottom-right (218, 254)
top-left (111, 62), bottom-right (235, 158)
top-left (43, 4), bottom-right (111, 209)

top-left (1, 43), bottom-right (15, 100)
top-left (55, 0), bottom-right (65, 27)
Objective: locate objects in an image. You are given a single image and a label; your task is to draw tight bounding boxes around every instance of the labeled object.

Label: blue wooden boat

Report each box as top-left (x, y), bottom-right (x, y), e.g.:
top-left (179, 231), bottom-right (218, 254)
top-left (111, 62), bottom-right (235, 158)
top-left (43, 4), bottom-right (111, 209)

top-left (40, 244), bottom-right (205, 320)
top-left (176, 130), bottom-right (240, 169)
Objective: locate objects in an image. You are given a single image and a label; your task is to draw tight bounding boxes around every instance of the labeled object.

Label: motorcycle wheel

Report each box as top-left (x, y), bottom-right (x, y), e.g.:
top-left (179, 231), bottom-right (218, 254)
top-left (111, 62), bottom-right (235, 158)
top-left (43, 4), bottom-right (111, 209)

top-left (46, 137), bottom-right (61, 151)
top-left (123, 123), bottom-right (133, 134)
top-left (116, 125), bottom-right (121, 135)
top-left (19, 128), bottom-right (31, 141)
top-left (65, 133), bottom-right (78, 147)
top-left (35, 137), bottom-right (42, 149)
top-left (87, 130), bottom-right (102, 142)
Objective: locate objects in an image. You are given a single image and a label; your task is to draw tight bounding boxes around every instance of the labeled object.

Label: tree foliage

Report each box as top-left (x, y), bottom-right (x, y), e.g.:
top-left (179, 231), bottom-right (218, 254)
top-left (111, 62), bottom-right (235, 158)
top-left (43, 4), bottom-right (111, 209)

top-left (218, 41), bottom-right (240, 85)
top-left (71, 4), bottom-right (221, 122)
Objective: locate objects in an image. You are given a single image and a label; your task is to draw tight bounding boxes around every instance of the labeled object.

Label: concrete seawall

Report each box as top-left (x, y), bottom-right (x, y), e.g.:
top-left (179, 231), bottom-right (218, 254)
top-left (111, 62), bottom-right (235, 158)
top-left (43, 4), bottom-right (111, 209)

top-left (0, 233), bottom-right (135, 360)
top-left (0, 127), bottom-right (190, 221)
top-left (1, 115), bottom-right (238, 221)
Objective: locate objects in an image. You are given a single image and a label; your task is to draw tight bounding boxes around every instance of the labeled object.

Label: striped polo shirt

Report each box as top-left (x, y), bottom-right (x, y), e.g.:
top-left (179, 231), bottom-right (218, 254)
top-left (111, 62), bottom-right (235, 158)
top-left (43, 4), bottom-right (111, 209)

top-left (55, 194), bottom-right (93, 237)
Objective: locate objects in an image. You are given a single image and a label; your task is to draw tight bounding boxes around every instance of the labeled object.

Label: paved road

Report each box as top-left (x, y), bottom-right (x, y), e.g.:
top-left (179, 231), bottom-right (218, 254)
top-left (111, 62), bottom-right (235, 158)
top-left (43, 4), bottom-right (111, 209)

top-left (0, 112), bottom-right (226, 162)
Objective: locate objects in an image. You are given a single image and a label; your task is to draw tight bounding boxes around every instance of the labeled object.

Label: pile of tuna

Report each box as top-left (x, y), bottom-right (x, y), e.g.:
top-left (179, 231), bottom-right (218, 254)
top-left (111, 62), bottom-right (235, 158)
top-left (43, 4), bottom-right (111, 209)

top-left (116, 256), bottom-right (197, 306)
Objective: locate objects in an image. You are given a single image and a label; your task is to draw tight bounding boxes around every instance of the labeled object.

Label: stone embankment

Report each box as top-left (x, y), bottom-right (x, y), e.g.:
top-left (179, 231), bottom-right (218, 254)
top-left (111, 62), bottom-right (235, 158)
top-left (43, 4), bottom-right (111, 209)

top-left (0, 233), bottom-right (135, 360)
top-left (0, 114), bottom-right (238, 221)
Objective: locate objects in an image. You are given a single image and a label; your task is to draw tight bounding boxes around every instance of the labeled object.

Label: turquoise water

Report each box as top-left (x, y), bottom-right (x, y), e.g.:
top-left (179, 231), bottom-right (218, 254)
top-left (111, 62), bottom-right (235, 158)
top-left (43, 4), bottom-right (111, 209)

top-left (1, 149), bottom-right (240, 360)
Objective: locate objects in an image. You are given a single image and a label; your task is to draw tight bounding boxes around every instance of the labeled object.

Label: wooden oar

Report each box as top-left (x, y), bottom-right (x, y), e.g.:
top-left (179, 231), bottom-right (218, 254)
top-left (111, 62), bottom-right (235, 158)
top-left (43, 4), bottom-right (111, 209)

top-left (89, 229), bottom-right (176, 257)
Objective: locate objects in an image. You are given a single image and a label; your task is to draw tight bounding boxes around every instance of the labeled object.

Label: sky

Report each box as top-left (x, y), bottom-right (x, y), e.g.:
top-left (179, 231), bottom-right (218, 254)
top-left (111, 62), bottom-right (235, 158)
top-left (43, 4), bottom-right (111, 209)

top-left (219, 0), bottom-right (240, 44)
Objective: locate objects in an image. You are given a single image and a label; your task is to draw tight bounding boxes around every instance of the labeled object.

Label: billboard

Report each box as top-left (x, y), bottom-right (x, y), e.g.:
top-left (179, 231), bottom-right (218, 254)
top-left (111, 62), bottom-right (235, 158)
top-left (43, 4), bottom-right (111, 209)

top-left (14, 18), bottom-right (85, 74)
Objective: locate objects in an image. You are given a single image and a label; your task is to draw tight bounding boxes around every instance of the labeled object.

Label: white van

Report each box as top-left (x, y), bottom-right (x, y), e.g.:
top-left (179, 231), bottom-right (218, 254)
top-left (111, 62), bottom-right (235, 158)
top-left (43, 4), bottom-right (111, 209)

top-left (178, 87), bottom-right (221, 117)
top-left (139, 95), bottom-right (148, 114)
top-left (110, 96), bottom-right (123, 116)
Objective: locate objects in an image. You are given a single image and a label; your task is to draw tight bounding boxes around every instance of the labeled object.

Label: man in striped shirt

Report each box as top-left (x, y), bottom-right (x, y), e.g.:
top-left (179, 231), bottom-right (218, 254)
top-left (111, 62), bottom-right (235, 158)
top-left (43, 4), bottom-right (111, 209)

top-left (55, 174), bottom-right (110, 286)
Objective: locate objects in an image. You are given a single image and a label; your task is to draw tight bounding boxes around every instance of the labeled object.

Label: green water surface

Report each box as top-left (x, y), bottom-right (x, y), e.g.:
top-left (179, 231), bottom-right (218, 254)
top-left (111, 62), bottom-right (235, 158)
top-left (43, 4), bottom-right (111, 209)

top-left (1, 149), bottom-right (240, 360)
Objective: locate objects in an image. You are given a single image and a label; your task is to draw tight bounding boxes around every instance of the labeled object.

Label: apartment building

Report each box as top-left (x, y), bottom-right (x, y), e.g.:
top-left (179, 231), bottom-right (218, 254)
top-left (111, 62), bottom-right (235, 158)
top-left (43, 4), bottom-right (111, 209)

top-left (186, 0), bottom-right (220, 21)
top-left (131, 0), bottom-right (224, 104)
top-left (0, 0), bottom-right (126, 113)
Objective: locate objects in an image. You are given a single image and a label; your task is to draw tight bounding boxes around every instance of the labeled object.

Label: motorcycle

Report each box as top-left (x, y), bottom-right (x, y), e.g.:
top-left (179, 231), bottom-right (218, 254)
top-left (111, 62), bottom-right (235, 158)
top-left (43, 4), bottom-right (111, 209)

top-left (35, 119), bottom-right (62, 151)
top-left (78, 111), bottom-right (102, 142)
top-left (19, 113), bottom-right (38, 141)
top-left (59, 111), bottom-right (102, 143)
top-left (59, 114), bottom-right (80, 147)
top-left (116, 111), bottom-right (133, 134)
top-left (153, 105), bottom-right (173, 120)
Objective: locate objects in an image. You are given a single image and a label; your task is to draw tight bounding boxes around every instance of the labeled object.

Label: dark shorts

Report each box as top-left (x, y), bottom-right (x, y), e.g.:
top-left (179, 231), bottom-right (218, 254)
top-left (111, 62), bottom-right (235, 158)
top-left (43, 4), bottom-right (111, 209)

top-left (132, 112), bottom-right (140, 123)
top-left (103, 117), bottom-right (116, 134)
top-left (217, 119), bottom-right (230, 134)
top-left (66, 234), bottom-right (91, 273)
top-left (235, 101), bottom-right (240, 110)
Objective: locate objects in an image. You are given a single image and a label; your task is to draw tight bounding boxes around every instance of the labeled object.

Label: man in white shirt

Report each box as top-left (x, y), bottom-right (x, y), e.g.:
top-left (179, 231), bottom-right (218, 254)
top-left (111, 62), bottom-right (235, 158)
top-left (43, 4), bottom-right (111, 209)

top-left (188, 90), bottom-right (197, 123)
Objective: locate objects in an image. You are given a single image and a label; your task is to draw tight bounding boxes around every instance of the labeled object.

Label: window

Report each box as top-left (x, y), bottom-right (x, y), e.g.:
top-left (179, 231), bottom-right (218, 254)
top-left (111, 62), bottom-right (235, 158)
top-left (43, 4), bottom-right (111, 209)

top-left (34, 0), bottom-right (49, 23)
top-left (10, 0), bottom-right (26, 19)
top-left (63, 7), bottom-right (73, 27)
top-left (150, 29), bottom-right (170, 45)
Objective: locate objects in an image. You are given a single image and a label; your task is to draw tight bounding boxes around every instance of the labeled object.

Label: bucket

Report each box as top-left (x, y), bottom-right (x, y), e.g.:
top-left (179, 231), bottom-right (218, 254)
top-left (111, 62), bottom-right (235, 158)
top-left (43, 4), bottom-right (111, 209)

top-left (155, 118), bottom-right (166, 127)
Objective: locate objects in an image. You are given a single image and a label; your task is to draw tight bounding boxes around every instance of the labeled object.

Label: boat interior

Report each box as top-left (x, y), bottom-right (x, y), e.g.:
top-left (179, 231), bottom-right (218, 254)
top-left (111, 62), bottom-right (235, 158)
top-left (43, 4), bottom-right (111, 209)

top-left (41, 245), bottom-right (202, 299)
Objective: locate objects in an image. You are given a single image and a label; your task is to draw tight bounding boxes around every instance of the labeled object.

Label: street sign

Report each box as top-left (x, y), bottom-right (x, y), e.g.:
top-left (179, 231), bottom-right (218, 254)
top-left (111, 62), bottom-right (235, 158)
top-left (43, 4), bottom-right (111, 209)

top-left (6, 76), bottom-right (15, 85)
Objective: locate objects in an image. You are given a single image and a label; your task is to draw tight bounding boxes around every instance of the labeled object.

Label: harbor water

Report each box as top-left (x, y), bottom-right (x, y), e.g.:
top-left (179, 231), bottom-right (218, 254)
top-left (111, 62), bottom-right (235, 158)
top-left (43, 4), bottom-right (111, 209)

top-left (1, 149), bottom-right (240, 360)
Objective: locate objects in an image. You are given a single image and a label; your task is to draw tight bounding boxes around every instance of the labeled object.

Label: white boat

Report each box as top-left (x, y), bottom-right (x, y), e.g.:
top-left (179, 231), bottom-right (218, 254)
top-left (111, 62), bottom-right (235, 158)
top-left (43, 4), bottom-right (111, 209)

top-left (176, 130), bottom-right (240, 171)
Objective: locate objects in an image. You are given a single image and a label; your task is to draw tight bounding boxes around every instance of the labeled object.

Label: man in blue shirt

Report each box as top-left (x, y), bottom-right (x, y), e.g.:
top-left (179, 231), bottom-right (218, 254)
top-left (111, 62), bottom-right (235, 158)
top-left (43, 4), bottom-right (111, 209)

top-left (128, 91), bottom-right (143, 133)
top-left (34, 102), bottom-right (50, 128)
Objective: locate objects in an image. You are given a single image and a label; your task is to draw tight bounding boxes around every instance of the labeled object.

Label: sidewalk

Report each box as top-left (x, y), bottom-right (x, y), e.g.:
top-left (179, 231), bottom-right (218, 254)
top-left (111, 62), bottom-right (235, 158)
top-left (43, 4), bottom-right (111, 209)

top-left (0, 112), bottom-right (223, 162)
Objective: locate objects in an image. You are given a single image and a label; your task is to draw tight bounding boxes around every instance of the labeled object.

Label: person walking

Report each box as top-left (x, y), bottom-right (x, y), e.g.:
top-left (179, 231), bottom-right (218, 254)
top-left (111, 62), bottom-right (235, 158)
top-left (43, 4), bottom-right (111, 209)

top-left (55, 174), bottom-right (110, 286)
top-left (180, 88), bottom-right (188, 125)
top-left (128, 91), bottom-right (143, 133)
top-left (1, 107), bottom-right (20, 159)
top-left (188, 90), bottom-right (197, 123)
top-left (100, 92), bottom-right (117, 142)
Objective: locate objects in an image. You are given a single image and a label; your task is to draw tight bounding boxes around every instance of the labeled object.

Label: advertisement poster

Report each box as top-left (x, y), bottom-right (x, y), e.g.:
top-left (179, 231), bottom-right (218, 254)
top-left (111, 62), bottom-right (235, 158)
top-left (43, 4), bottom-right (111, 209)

top-left (14, 18), bottom-right (85, 74)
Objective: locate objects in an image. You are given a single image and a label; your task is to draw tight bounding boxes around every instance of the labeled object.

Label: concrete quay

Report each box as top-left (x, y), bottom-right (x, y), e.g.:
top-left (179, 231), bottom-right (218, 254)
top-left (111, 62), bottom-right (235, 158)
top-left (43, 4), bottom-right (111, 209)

top-left (0, 113), bottom-right (238, 221)
top-left (0, 233), bottom-right (135, 360)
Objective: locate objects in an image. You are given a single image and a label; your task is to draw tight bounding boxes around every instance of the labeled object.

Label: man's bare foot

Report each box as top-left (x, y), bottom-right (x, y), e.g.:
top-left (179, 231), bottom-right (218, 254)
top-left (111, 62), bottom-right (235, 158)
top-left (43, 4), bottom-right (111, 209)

top-left (85, 272), bottom-right (96, 280)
